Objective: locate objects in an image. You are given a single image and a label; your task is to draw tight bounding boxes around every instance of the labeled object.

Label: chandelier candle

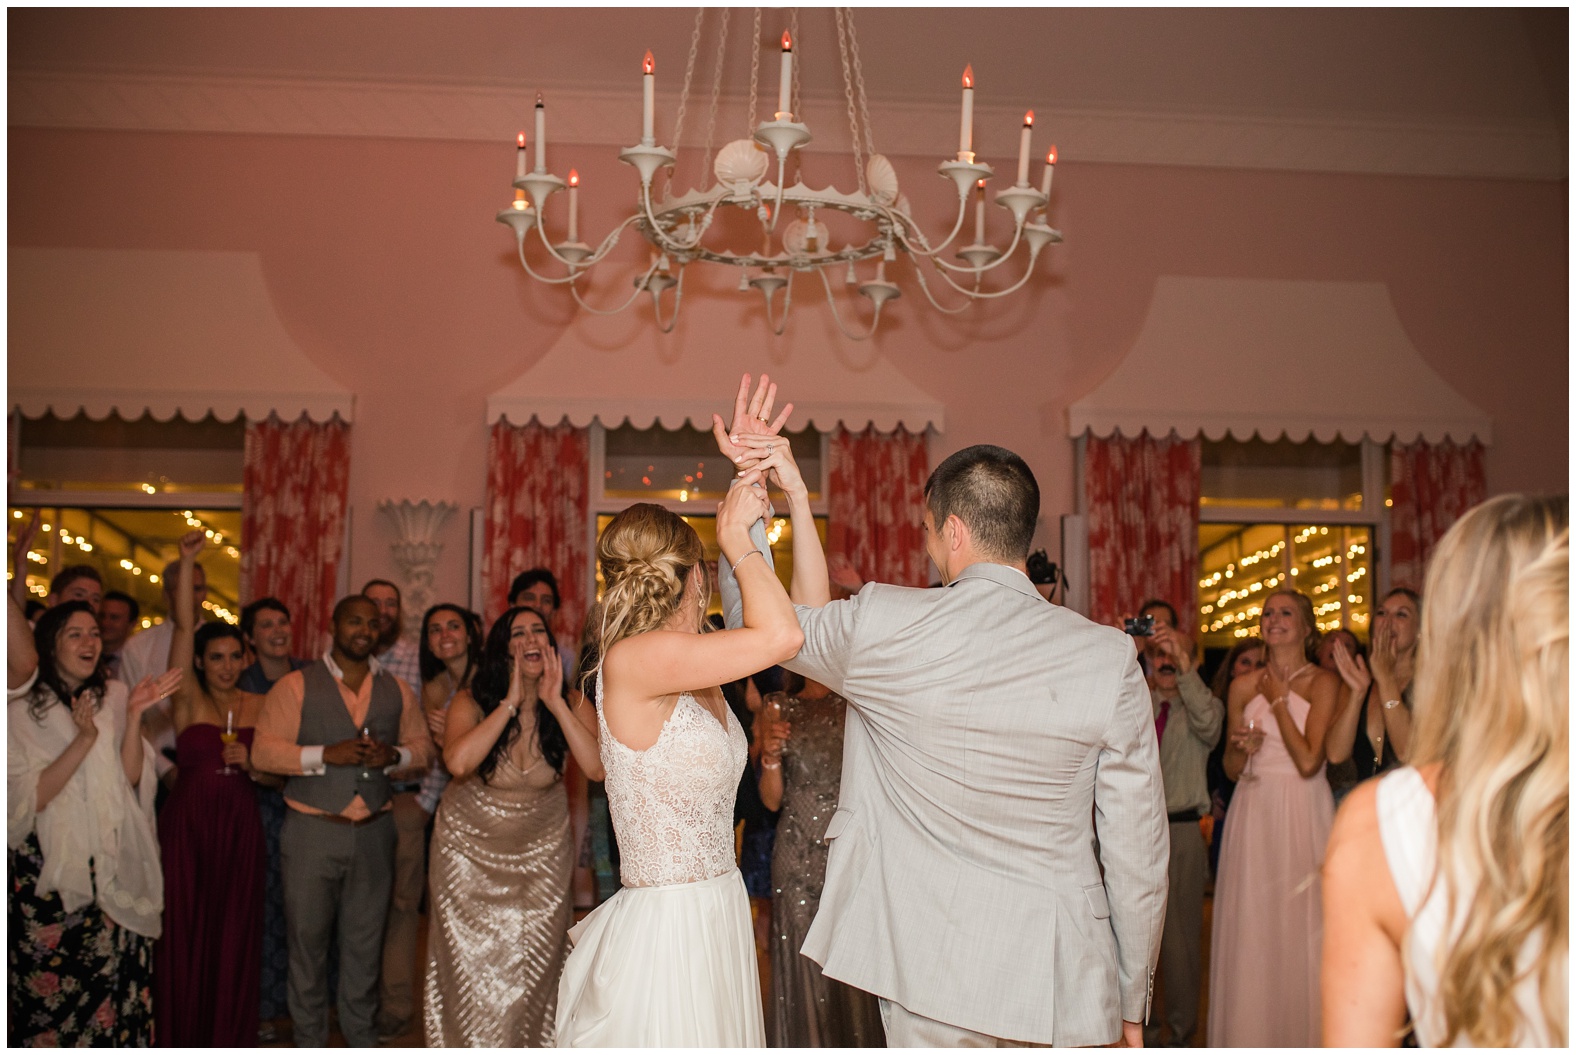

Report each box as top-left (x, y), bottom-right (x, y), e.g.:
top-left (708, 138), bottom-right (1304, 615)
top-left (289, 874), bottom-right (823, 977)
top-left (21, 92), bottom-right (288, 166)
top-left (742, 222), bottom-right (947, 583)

top-left (516, 131), bottom-right (527, 179)
top-left (534, 93), bottom-right (546, 173)
top-left (1041, 145), bottom-right (1057, 200)
top-left (777, 31), bottom-right (793, 119)
top-left (567, 169), bottom-right (580, 242)
top-left (959, 65), bottom-right (975, 159)
top-left (642, 51), bottom-right (655, 143)
top-left (1017, 111), bottom-right (1034, 186)
top-left (974, 179), bottom-right (986, 244)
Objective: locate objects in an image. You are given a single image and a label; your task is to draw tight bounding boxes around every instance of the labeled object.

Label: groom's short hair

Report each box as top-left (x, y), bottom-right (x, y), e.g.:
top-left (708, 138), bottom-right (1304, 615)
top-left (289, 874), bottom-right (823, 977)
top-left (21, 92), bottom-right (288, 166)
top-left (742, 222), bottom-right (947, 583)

top-left (924, 445), bottom-right (1039, 561)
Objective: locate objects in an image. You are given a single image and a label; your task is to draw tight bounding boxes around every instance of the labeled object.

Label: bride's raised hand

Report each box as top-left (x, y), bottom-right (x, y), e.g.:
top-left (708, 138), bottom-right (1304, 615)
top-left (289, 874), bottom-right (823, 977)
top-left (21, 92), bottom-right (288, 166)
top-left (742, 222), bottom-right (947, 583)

top-left (712, 373), bottom-right (793, 469)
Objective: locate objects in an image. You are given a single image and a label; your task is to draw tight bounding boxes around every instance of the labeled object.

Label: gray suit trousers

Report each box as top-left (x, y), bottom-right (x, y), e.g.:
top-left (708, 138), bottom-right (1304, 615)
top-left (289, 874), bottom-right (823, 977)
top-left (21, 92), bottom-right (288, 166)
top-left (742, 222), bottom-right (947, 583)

top-left (1147, 819), bottom-right (1207, 1046)
top-left (281, 809), bottom-right (397, 1047)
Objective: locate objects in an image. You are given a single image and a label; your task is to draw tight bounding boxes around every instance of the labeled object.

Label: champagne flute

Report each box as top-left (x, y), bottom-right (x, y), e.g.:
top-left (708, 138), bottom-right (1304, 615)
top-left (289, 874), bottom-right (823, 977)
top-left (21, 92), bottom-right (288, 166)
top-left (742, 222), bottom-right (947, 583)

top-left (1240, 716), bottom-right (1263, 784)
top-left (218, 709), bottom-right (238, 776)
top-left (359, 724), bottom-right (374, 781)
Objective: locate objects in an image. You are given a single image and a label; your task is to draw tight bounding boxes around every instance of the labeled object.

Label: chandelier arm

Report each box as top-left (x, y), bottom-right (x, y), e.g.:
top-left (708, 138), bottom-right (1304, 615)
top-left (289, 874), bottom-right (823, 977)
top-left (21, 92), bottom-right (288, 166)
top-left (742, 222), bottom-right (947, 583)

top-left (886, 199), bottom-right (970, 259)
top-left (815, 264), bottom-right (881, 341)
top-left (919, 242), bottom-right (1045, 299)
top-left (650, 266), bottom-right (686, 334)
top-left (565, 259), bottom-right (665, 317)
top-left (638, 186), bottom-right (730, 254)
top-left (529, 210), bottom-right (643, 271)
top-left (905, 260), bottom-right (979, 315)
top-left (514, 239), bottom-right (581, 285)
top-left (925, 221), bottom-right (1028, 277)
top-left (760, 269), bottom-right (794, 337)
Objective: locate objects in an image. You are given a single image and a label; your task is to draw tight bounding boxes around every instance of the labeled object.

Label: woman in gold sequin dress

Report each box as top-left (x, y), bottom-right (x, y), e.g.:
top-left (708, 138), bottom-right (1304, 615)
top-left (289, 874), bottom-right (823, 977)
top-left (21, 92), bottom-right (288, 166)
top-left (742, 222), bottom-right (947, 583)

top-left (422, 605), bottom-right (603, 1046)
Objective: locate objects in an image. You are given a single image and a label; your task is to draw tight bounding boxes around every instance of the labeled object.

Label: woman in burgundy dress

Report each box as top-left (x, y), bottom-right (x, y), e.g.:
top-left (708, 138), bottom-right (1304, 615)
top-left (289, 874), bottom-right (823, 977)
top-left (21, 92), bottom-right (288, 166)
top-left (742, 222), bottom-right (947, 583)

top-left (155, 531), bottom-right (266, 1046)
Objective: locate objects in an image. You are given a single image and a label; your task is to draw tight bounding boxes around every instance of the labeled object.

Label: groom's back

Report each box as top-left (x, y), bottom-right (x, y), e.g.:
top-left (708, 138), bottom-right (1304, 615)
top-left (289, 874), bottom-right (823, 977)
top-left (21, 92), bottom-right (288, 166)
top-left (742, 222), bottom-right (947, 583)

top-left (790, 562), bottom-right (1166, 1046)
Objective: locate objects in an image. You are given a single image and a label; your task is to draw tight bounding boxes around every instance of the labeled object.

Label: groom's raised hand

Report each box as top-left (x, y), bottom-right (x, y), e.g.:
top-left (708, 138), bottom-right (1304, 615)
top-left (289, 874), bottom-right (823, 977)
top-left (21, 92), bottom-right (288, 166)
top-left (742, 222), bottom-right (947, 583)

top-left (712, 373), bottom-right (793, 469)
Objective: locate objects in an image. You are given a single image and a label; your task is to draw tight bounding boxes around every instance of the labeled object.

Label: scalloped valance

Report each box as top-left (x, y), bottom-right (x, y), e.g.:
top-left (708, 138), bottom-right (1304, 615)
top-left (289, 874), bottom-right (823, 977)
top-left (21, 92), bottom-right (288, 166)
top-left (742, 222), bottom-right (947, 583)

top-left (486, 319), bottom-right (943, 434)
top-left (1068, 277), bottom-right (1490, 445)
top-left (10, 248), bottom-right (353, 423)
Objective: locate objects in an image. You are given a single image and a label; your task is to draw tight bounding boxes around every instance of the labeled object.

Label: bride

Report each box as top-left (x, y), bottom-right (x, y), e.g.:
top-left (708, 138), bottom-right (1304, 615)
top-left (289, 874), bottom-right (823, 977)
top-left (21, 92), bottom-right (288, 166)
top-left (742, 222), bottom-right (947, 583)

top-left (555, 389), bottom-right (803, 1047)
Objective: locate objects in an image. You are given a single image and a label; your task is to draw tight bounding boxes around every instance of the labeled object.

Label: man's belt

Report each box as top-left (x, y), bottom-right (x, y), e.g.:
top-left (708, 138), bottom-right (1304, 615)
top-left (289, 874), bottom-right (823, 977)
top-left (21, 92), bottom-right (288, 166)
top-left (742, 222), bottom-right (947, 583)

top-left (304, 808), bottom-right (393, 828)
top-left (388, 781), bottom-right (423, 795)
top-left (1167, 809), bottom-right (1203, 824)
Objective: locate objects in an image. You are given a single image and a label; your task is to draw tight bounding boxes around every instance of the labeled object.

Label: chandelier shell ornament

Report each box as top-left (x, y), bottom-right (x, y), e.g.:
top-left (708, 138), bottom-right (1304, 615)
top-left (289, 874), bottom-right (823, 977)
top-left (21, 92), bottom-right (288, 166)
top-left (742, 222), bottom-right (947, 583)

top-left (713, 139), bottom-right (770, 190)
top-left (782, 218), bottom-right (831, 257)
top-left (865, 154), bottom-right (900, 206)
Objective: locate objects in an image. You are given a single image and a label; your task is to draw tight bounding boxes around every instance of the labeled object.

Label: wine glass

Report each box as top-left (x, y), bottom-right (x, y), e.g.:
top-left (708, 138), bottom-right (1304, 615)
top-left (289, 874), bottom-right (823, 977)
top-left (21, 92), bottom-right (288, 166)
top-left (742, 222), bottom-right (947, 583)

top-left (1240, 717), bottom-right (1264, 784)
top-left (217, 710), bottom-right (238, 775)
top-left (359, 725), bottom-right (374, 781)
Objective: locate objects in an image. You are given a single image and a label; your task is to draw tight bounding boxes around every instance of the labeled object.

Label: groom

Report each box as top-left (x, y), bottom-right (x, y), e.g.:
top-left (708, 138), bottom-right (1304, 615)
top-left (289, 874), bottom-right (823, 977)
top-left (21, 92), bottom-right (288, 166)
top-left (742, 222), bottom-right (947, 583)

top-left (719, 383), bottom-right (1168, 1046)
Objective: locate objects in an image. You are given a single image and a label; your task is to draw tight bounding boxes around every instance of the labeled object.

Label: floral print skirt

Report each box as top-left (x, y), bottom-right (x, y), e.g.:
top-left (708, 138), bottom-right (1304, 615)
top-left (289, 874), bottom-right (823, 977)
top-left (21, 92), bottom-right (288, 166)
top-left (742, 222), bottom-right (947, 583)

top-left (8, 832), bottom-right (155, 1046)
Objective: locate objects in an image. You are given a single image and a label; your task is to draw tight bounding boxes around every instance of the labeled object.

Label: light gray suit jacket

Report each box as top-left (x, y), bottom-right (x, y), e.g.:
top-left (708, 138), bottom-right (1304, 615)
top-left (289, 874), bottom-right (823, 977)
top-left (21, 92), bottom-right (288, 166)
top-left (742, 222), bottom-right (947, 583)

top-left (723, 546), bottom-right (1168, 1045)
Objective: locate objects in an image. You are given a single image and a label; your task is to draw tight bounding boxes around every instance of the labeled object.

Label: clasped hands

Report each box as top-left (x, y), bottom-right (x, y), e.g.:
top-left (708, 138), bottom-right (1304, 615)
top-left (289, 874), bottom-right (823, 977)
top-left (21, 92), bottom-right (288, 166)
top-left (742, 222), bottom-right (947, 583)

top-left (323, 735), bottom-right (399, 769)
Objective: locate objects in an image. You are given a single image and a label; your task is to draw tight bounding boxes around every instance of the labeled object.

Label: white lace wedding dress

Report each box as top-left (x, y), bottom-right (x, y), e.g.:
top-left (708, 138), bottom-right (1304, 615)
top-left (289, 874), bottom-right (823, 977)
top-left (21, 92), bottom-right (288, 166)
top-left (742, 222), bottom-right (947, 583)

top-left (555, 681), bottom-right (764, 1047)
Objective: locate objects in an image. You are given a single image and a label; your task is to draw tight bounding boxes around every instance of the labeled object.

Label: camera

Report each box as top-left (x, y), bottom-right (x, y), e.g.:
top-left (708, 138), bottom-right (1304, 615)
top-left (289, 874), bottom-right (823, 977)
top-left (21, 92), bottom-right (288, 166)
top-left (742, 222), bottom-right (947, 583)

top-left (1026, 549), bottom-right (1058, 585)
top-left (1123, 614), bottom-right (1155, 637)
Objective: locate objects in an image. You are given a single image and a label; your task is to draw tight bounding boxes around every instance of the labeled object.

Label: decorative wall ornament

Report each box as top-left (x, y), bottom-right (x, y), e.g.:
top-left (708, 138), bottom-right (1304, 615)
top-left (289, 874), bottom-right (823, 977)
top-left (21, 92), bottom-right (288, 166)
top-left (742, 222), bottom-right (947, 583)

top-left (378, 499), bottom-right (458, 637)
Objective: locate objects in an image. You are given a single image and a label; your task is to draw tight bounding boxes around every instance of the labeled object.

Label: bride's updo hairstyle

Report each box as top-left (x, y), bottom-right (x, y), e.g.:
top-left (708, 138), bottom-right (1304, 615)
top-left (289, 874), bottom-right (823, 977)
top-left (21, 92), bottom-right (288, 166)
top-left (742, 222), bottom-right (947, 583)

top-left (597, 503), bottom-right (707, 666)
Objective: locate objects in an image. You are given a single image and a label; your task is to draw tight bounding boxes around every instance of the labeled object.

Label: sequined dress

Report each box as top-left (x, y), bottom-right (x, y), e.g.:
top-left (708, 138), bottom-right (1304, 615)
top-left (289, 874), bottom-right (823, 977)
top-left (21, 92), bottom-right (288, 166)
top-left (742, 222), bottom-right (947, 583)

top-left (555, 683), bottom-right (764, 1047)
top-left (767, 691), bottom-right (886, 1046)
top-left (423, 742), bottom-right (573, 1046)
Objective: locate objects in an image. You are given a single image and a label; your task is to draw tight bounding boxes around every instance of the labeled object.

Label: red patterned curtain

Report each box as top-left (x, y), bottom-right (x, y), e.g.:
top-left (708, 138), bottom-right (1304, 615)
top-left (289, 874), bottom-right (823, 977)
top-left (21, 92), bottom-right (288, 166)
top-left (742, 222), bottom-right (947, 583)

top-left (828, 424), bottom-right (931, 587)
top-left (482, 417), bottom-right (590, 641)
top-left (241, 413), bottom-right (352, 657)
top-left (1085, 429), bottom-right (1201, 629)
top-left (1388, 438), bottom-right (1487, 592)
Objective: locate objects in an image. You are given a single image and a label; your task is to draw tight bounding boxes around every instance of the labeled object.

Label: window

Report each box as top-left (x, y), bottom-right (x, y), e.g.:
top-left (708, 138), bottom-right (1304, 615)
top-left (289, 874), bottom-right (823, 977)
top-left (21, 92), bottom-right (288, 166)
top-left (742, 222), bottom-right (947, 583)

top-left (591, 423), bottom-right (827, 611)
top-left (1196, 437), bottom-right (1385, 652)
top-left (9, 412), bottom-right (245, 624)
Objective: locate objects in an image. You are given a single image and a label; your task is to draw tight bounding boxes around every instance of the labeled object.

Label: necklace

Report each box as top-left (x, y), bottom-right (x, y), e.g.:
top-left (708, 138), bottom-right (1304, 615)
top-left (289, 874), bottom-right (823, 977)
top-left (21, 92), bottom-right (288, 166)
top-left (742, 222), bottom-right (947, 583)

top-left (1270, 659), bottom-right (1313, 686)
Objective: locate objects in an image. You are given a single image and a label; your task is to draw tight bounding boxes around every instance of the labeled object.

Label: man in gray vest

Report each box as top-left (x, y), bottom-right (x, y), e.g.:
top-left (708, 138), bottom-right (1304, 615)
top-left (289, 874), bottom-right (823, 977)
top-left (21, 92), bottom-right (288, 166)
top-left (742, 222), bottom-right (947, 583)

top-left (253, 594), bottom-right (434, 1047)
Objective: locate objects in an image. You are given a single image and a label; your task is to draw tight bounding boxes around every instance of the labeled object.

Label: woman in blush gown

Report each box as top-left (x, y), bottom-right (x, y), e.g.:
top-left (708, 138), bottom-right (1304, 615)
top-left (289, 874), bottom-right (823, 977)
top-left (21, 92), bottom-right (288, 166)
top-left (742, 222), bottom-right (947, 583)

top-left (1208, 589), bottom-right (1339, 1047)
top-left (423, 605), bottom-right (602, 1047)
top-left (555, 476), bottom-right (803, 1046)
top-left (155, 531), bottom-right (267, 1047)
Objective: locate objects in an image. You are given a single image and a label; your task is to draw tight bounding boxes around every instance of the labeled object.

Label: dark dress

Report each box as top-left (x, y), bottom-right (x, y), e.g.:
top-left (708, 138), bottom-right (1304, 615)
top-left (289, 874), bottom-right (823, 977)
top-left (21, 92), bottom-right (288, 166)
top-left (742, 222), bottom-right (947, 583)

top-left (767, 691), bottom-right (885, 1047)
top-left (154, 724), bottom-right (265, 1046)
top-left (9, 832), bottom-right (156, 1046)
top-left (1326, 683), bottom-right (1406, 807)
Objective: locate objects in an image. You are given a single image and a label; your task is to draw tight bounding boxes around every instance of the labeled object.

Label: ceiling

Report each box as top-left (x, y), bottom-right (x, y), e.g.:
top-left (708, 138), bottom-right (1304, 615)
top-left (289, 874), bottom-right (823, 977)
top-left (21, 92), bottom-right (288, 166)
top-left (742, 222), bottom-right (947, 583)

top-left (9, 8), bottom-right (1567, 181)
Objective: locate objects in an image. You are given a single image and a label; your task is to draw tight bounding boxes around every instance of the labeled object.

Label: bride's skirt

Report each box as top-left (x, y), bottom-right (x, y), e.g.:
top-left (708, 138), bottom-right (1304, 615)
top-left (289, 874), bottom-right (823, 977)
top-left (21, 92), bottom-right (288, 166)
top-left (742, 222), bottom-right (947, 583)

top-left (555, 868), bottom-right (765, 1047)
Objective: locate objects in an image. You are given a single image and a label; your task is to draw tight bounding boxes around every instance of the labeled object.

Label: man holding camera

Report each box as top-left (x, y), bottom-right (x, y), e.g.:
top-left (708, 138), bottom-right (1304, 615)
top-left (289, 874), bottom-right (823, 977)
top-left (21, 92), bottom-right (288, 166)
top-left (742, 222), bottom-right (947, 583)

top-left (1131, 599), bottom-right (1224, 1046)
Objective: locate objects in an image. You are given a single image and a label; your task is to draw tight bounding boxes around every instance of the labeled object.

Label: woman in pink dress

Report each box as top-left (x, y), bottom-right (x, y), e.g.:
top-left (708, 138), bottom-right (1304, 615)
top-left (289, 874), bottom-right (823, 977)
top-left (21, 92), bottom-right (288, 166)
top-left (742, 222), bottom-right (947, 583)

top-left (1208, 589), bottom-right (1339, 1047)
top-left (154, 531), bottom-right (267, 1046)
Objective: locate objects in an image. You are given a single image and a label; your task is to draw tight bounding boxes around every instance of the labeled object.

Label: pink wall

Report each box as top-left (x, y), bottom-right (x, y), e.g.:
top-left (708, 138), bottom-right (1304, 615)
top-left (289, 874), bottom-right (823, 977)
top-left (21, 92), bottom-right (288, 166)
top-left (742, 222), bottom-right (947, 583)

top-left (9, 127), bottom-right (1566, 606)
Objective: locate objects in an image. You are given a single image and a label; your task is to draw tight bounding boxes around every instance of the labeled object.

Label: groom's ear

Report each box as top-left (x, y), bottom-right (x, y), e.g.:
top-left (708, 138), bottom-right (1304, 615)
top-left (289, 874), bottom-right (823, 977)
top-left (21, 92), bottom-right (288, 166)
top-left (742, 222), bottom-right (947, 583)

top-left (944, 513), bottom-right (970, 553)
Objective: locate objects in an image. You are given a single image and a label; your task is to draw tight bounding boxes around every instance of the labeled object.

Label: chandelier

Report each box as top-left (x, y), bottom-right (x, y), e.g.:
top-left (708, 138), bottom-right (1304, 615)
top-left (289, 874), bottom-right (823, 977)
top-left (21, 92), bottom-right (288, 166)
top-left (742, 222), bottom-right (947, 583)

top-left (495, 8), bottom-right (1061, 340)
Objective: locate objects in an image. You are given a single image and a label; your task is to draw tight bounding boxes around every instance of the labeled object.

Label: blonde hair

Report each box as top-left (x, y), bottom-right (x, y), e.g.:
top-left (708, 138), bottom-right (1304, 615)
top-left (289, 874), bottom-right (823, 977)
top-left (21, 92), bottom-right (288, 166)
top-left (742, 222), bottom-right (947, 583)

top-left (1408, 494), bottom-right (1568, 1046)
top-left (1261, 588), bottom-right (1320, 662)
top-left (595, 504), bottom-right (707, 675)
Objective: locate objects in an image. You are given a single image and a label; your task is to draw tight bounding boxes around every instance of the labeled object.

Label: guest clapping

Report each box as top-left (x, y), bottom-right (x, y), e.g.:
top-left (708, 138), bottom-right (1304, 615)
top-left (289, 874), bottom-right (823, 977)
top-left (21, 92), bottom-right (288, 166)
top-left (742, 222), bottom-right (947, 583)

top-left (1324, 589), bottom-right (1419, 806)
top-left (8, 596), bottom-right (180, 1046)
top-left (423, 605), bottom-right (602, 1046)
top-left (1324, 495), bottom-right (1567, 1046)
top-left (1208, 589), bottom-right (1338, 1047)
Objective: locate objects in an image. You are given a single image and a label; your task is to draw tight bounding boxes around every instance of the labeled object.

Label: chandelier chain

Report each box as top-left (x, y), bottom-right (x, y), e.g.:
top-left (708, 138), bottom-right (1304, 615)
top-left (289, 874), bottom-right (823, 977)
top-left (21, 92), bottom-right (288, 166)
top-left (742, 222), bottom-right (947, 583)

top-left (699, 7), bottom-right (730, 192)
top-left (666, 7), bottom-right (707, 197)
top-left (834, 8), bottom-right (867, 195)
top-left (746, 8), bottom-right (762, 137)
top-left (790, 9), bottom-right (801, 120)
top-left (845, 10), bottom-right (878, 157)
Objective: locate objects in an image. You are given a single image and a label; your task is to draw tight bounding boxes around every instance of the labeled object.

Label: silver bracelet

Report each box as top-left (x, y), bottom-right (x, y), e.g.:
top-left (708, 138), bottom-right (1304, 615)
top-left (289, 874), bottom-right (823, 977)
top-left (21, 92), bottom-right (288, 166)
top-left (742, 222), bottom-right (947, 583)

top-left (731, 549), bottom-right (764, 575)
top-left (1382, 698), bottom-right (1403, 711)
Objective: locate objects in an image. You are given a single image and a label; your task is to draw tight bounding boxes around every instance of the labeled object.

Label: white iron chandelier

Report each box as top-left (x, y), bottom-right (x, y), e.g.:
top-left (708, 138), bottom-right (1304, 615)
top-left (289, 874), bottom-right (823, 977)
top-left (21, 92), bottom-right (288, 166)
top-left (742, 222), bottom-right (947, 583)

top-left (495, 8), bottom-right (1061, 340)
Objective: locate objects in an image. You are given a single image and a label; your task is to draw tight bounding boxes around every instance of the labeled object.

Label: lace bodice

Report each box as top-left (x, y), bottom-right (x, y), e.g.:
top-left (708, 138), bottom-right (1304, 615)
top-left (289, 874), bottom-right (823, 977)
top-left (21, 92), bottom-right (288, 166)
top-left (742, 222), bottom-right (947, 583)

top-left (596, 679), bottom-right (748, 887)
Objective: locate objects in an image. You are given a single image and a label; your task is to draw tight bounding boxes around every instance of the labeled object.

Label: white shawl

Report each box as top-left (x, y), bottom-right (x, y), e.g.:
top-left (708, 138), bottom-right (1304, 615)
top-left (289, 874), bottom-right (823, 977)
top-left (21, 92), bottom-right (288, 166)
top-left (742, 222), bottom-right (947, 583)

top-left (7, 676), bottom-right (163, 937)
